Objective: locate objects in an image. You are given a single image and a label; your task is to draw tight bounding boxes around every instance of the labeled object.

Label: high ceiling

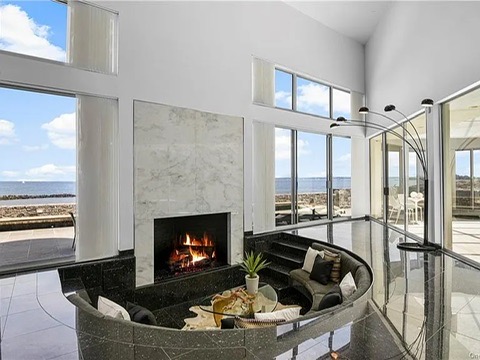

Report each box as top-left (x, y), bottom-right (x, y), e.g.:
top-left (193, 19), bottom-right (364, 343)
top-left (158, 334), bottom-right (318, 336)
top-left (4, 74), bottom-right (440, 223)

top-left (285, 1), bottom-right (393, 45)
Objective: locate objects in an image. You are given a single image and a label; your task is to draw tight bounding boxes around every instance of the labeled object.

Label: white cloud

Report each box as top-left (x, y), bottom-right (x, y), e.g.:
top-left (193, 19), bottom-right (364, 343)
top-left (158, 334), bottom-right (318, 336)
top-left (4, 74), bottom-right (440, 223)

top-left (0, 4), bottom-right (66, 61)
top-left (275, 128), bottom-right (310, 161)
top-left (337, 153), bottom-right (351, 162)
top-left (41, 113), bottom-right (76, 149)
top-left (1, 170), bottom-right (20, 178)
top-left (275, 91), bottom-right (292, 108)
top-left (333, 89), bottom-right (351, 116)
top-left (297, 83), bottom-right (329, 115)
top-left (22, 144), bottom-right (49, 152)
top-left (0, 119), bottom-right (17, 145)
top-left (25, 164), bottom-right (75, 180)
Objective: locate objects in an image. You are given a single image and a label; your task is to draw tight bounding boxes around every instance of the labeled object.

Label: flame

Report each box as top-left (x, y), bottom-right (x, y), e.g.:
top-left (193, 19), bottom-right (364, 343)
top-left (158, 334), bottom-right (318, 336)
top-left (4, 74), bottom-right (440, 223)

top-left (169, 231), bottom-right (216, 270)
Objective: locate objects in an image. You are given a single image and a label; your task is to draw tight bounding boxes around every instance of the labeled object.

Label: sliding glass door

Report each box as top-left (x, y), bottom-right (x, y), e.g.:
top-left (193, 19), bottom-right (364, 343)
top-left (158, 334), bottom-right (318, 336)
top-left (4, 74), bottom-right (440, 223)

top-left (275, 127), bottom-right (351, 227)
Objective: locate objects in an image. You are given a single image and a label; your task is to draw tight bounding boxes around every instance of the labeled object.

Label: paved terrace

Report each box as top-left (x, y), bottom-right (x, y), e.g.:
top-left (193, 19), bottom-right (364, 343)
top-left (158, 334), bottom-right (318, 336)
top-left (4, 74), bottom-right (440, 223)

top-left (0, 227), bottom-right (75, 273)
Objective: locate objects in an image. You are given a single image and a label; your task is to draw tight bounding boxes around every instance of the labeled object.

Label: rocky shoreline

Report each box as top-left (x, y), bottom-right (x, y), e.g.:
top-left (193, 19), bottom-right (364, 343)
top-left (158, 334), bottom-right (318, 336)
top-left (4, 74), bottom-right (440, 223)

top-left (0, 194), bottom-right (75, 201)
top-left (0, 204), bottom-right (76, 218)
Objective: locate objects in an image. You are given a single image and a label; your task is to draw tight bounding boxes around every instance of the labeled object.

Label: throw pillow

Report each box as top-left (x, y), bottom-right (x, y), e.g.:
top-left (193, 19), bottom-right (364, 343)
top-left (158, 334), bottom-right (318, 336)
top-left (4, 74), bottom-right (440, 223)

top-left (235, 317), bottom-right (285, 329)
top-left (302, 247), bottom-right (325, 273)
top-left (254, 306), bottom-right (301, 321)
top-left (97, 296), bottom-right (131, 320)
top-left (339, 272), bottom-right (357, 298)
top-left (126, 302), bottom-right (157, 325)
top-left (309, 257), bottom-right (334, 285)
top-left (323, 249), bottom-right (341, 283)
top-left (318, 285), bottom-right (343, 311)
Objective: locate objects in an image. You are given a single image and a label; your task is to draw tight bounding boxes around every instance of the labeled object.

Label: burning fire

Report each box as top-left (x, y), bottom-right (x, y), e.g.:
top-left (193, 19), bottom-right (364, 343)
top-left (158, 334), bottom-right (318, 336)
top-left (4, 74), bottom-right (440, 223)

top-left (169, 232), bottom-right (216, 269)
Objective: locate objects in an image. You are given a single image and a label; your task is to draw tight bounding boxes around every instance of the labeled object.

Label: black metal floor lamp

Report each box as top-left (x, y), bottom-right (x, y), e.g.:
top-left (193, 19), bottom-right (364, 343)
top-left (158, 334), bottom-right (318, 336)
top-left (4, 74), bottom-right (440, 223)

top-left (331, 99), bottom-right (437, 251)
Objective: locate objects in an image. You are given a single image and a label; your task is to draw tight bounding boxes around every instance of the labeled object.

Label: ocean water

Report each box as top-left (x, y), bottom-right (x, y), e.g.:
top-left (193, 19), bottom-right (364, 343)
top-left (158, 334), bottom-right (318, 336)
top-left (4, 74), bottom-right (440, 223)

top-left (0, 181), bottom-right (75, 196)
top-left (275, 177), bottom-right (351, 195)
top-left (0, 181), bottom-right (76, 205)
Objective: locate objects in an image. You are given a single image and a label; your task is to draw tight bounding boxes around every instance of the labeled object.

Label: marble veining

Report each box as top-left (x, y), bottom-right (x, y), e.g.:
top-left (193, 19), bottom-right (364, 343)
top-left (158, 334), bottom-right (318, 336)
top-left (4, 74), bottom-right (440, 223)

top-left (134, 101), bottom-right (244, 286)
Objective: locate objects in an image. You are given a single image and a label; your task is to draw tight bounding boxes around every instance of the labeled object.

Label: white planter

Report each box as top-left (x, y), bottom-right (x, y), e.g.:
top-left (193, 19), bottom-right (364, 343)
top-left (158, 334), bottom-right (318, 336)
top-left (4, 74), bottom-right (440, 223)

top-left (245, 274), bottom-right (259, 294)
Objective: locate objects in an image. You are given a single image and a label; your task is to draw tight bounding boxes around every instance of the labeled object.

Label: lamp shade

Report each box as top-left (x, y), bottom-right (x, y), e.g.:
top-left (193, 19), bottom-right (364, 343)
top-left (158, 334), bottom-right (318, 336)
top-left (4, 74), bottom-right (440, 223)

top-left (336, 117), bottom-right (347, 122)
top-left (359, 107), bottom-right (369, 114)
top-left (384, 104), bottom-right (396, 112)
top-left (330, 123), bottom-right (340, 128)
top-left (421, 99), bottom-right (434, 107)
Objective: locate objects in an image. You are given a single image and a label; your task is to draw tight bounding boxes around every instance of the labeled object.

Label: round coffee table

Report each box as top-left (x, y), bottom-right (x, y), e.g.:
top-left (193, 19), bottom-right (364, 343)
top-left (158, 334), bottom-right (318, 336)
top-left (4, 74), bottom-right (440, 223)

top-left (198, 283), bottom-right (278, 326)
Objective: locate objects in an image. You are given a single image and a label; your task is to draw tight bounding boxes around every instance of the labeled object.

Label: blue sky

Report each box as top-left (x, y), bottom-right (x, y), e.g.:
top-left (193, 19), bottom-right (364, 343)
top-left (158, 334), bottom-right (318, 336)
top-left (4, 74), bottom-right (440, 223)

top-left (274, 70), bottom-right (352, 178)
top-left (0, 1), bottom-right (75, 181)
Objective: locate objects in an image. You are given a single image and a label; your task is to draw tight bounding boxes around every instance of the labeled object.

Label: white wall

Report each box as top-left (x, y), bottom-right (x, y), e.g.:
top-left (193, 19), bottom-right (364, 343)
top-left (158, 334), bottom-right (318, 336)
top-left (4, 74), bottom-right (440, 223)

top-left (0, 1), bottom-right (365, 252)
top-left (366, 1), bottom-right (480, 121)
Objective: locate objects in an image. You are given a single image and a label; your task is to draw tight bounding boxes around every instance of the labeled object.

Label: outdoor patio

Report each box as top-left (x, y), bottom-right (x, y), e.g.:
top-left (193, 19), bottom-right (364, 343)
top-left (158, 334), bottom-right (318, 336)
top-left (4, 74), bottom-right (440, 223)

top-left (0, 227), bottom-right (75, 273)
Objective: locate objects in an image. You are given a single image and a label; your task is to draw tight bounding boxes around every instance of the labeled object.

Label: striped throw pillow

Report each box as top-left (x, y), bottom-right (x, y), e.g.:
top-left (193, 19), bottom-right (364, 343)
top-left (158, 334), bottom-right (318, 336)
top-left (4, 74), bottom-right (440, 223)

top-left (234, 316), bottom-right (285, 328)
top-left (323, 249), bottom-right (341, 283)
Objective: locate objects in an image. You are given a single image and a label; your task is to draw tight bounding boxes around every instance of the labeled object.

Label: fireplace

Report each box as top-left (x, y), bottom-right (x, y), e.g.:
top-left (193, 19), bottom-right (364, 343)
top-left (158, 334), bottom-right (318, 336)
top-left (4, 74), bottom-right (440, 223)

top-left (154, 213), bottom-right (230, 281)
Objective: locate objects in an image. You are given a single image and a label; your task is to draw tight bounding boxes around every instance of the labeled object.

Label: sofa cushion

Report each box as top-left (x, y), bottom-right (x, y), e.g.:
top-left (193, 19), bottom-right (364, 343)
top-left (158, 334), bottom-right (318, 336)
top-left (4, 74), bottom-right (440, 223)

top-left (339, 272), bottom-right (357, 298)
top-left (235, 317), bottom-right (285, 328)
top-left (302, 247), bottom-right (324, 273)
top-left (126, 302), bottom-right (157, 325)
top-left (318, 284), bottom-right (343, 311)
top-left (309, 257), bottom-right (334, 285)
top-left (97, 296), bottom-right (130, 320)
top-left (323, 249), bottom-right (341, 283)
top-left (339, 252), bottom-right (363, 281)
top-left (255, 306), bottom-right (301, 321)
top-left (290, 268), bottom-right (335, 295)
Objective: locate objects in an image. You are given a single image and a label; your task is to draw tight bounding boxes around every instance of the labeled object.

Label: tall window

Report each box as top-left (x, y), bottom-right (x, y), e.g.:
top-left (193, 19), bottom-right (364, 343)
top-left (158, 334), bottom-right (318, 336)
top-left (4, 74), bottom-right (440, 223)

top-left (274, 68), bottom-right (350, 119)
top-left (443, 87), bottom-right (480, 263)
top-left (275, 128), bottom-right (293, 225)
top-left (332, 136), bottom-right (352, 217)
top-left (275, 128), bottom-right (351, 227)
top-left (297, 132), bottom-right (327, 221)
top-left (0, 86), bottom-right (76, 269)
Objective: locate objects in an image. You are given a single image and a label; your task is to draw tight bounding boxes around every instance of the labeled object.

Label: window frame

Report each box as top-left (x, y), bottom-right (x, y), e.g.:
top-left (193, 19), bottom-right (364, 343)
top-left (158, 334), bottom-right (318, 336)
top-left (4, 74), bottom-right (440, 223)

top-left (275, 126), bottom-right (352, 228)
top-left (274, 67), bottom-right (350, 121)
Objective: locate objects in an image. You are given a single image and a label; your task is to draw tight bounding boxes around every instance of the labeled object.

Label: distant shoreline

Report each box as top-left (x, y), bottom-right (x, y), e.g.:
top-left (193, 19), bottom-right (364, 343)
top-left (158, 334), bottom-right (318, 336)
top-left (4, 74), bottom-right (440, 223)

top-left (0, 194), bottom-right (76, 201)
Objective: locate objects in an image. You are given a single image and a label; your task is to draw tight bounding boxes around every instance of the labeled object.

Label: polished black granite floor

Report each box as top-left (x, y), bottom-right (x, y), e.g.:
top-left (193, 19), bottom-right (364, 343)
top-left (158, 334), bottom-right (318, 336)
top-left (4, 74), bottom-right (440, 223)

top-left (0, 220), bottom-right (479, 359)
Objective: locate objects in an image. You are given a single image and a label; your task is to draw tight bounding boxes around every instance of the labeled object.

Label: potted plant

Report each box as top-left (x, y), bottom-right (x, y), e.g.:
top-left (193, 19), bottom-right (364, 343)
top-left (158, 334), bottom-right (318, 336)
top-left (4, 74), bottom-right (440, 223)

top-left (239, 251), bottom-right (270, 294)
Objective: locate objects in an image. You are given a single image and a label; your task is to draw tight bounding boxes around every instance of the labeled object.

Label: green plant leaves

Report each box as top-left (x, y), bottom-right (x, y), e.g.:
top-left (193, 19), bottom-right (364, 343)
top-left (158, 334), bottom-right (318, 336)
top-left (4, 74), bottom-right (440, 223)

top-left (239, 251), bottom-right (270, 278)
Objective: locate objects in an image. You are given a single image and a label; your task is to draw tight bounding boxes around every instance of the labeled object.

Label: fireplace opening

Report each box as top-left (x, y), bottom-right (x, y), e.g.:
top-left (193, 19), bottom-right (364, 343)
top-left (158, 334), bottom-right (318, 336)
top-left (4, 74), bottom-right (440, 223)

top-left (154, 213), bottom-right (230, 282)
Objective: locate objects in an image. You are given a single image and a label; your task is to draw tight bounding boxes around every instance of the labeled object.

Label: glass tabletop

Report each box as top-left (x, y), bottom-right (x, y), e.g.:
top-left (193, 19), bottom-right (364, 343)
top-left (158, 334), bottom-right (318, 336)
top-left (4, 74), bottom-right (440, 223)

top-left (198, 283), bottom-right (278, 317)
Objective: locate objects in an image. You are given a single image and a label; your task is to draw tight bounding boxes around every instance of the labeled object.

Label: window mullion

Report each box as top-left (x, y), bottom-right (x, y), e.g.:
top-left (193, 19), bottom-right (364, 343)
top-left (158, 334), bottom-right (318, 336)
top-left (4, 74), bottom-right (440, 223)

top-left (291, 129), bottom-right (298, 225)
top-left (292, 74), bottom-right (297, 112)
top-left (327, 134), bottom-right (333, 220)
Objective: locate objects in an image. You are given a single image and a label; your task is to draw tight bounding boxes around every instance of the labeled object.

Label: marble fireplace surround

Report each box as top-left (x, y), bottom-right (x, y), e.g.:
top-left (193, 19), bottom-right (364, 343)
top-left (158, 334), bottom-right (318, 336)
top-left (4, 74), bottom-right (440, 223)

top-left (134, 101), bottom-right (244, 286)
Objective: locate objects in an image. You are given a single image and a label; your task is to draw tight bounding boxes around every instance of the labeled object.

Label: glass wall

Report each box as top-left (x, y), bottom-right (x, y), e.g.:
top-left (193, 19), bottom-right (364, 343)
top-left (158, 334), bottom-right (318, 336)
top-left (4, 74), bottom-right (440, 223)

top-left (370, 134), bottom-right (384, 220)
top-left (405, 114), bottom-right (426, 237)
top-left (370, 113), bottom-right (426, 239)
top-left (387, 128), bottom-right (405, 230)
top-left (443, 87), bottom-right (480, 263)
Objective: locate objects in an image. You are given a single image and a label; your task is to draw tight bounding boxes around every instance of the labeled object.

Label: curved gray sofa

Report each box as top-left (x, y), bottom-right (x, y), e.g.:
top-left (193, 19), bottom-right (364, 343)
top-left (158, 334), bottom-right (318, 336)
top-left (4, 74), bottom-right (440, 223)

top-left (64, 242), bottom-right (373, 359)
top-left (289, 242), bottom-right (372, 313)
